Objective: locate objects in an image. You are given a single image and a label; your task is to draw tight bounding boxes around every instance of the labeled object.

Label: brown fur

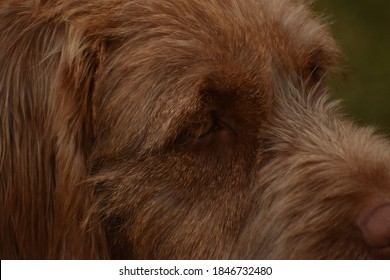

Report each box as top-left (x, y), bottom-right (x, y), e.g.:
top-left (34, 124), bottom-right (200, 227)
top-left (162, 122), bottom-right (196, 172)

top-left (1, 0), bottom-right (390, 259)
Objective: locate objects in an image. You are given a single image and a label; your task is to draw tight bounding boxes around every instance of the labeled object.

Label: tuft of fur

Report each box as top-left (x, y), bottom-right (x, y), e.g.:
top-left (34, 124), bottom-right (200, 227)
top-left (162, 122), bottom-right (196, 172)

top-left (1, 0), bottom-right (389, 259)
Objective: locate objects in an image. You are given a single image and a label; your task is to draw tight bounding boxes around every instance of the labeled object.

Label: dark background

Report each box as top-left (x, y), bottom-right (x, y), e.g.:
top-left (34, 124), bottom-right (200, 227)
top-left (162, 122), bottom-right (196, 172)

top-left (314, 0), bottom-right (390, 134)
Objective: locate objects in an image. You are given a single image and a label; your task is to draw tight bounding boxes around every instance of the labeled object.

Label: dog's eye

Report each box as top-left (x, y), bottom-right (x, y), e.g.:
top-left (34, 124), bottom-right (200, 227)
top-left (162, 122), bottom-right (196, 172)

top-left (184, 114), bottom-right (219, 139)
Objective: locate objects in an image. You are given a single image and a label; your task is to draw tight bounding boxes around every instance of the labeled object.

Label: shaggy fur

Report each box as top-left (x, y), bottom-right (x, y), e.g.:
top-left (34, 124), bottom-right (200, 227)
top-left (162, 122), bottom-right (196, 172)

top-left (1, 0), bottom-right (389, 259)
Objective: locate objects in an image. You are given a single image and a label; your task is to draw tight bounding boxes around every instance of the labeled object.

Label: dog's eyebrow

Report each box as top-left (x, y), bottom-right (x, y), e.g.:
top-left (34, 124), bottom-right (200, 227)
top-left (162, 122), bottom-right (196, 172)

top-left (291, 28), bottom-right (340, 75)
top-left (141, 85), bottom-right (205, 151)
top-left (262, 0), bottom-right (340, 69)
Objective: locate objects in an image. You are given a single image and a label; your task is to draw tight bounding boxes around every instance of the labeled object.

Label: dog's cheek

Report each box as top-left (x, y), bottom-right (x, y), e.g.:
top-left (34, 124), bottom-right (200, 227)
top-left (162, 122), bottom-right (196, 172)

top-left (95, 146), bottom-right (254, 259)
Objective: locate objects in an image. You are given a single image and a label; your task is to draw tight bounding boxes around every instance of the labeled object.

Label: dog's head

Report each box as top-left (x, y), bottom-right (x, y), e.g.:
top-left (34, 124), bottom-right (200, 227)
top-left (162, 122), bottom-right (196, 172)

top-left (1, 0), bottom-right (389, 259)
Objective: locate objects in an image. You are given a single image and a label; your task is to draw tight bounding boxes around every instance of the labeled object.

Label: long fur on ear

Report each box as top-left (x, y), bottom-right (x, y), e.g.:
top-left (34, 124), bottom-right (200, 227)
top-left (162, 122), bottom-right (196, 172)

top-left (0, 4), bottom-right (108, 259)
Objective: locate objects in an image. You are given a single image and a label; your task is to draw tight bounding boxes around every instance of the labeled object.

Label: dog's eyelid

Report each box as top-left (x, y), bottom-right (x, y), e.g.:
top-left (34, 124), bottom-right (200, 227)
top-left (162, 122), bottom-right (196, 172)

top-left (183, 112), bottom-right (219, 139)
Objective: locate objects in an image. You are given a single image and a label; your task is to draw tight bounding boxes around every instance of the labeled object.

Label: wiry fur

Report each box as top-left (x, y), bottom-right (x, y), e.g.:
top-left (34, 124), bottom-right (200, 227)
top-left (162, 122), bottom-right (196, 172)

top-left (1, 0), bottom-right (389, 259)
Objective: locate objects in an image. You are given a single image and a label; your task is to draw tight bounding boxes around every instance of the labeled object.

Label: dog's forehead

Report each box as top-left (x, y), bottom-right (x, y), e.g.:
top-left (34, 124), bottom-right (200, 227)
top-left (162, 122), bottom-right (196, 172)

top-left (89, 0), bottom-right (335, 56)
top-left (144, 0), bottom-right (338, 88)
top-left (71, 0), bottom-right (338, 85)
top-left (220, 0), bottom-right (336, 64)
top-left (136, 0), bottom-right (337, 73)
top-left (258, 0), bottom-right (330, 46)
top-left (89, 0), bottom-right (338, 150)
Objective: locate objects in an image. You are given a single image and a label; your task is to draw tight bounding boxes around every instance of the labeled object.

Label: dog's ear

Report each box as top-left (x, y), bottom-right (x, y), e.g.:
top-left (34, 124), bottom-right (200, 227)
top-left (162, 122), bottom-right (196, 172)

top-left (55, 37), bottom-right (105, 157)
top-left (53, 35), bottom-right (104, 185)
top-left (0, 5), bottom-right (109, 258)
top-left (51, 34), bottom-right (110, 258)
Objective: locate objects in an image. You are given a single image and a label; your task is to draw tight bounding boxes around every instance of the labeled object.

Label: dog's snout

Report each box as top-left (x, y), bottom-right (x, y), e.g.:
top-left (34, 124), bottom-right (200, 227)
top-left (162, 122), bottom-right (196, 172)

top-left (358, 203), bottom-right (390, 251)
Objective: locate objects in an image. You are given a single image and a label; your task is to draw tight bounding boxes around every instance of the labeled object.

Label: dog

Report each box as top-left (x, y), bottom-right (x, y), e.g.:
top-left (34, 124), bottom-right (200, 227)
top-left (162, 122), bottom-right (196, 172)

top-left (1, 0), bottom-right (389, 259)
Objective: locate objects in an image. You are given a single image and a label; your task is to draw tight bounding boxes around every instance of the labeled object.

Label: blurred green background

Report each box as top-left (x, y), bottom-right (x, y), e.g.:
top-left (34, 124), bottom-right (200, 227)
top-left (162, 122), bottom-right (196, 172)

top-left (314, 0), bottom-right (390, 134)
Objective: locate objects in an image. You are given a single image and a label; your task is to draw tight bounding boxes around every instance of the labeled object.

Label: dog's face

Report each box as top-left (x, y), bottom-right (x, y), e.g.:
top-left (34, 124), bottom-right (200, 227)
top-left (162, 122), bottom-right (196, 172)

top-left (81, 0), bottom-right (389, 259)
top-left (1, 0), bottom-right (390, 259)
